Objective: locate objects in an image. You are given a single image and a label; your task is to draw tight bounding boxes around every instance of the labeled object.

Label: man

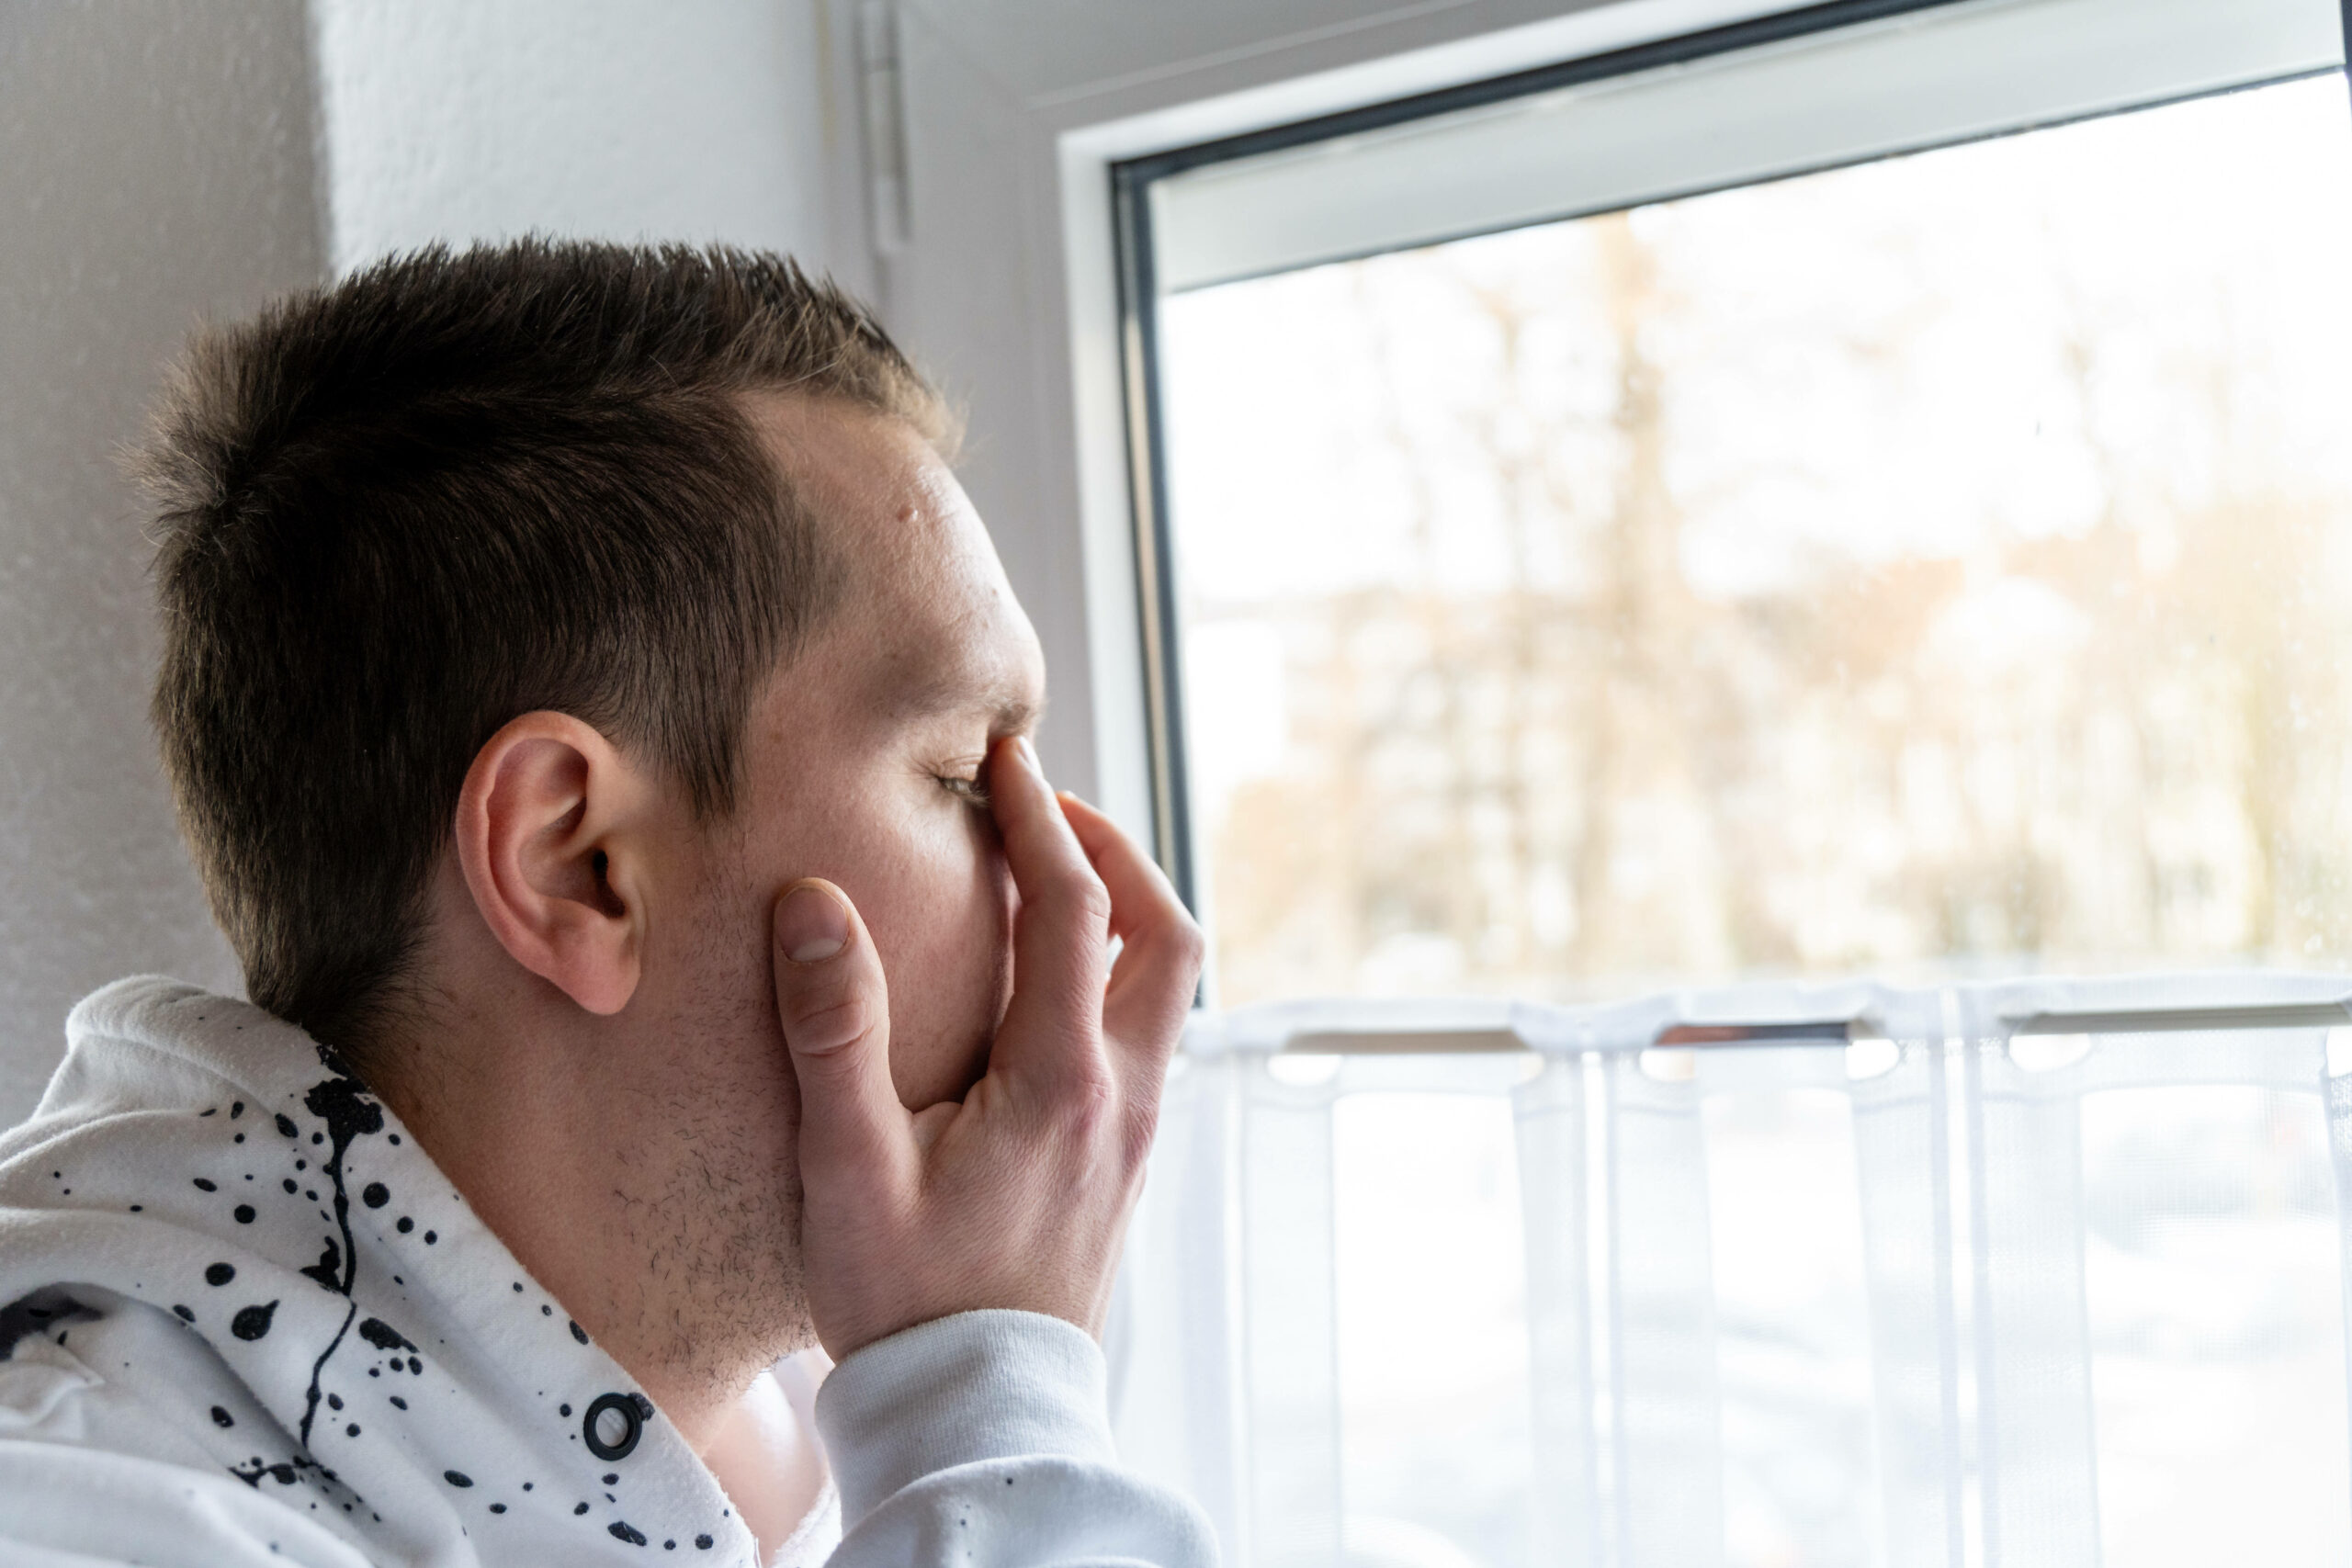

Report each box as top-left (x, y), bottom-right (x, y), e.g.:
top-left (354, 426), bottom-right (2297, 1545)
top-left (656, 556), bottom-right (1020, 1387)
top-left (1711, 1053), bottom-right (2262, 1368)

top-left (0, 243), bottom-right (1214, 1567)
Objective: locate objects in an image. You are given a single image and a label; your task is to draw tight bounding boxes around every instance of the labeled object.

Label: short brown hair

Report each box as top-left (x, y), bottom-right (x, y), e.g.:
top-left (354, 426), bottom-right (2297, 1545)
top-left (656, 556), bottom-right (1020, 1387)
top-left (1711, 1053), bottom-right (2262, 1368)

top-left (141, 241), bottom-right (950, 1060)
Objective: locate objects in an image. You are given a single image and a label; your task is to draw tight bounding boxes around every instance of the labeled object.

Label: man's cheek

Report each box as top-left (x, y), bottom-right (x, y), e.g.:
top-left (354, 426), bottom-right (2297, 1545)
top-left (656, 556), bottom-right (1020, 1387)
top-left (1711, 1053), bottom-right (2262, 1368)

top-left (842, 802), bottom-right (1009, 1106)
top-left (888, 931), bottom-right (1006, 1109)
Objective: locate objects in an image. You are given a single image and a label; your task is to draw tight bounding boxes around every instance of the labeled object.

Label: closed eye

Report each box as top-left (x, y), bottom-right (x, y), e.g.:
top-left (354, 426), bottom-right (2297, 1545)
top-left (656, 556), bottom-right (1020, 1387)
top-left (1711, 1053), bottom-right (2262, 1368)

top-left (937, 772), bottom-right (991, 808)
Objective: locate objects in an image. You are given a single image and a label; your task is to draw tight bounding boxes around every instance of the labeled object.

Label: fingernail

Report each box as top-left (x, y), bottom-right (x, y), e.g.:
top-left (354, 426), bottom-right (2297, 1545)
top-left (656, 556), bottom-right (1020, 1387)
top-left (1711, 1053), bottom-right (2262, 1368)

top-left (778, 883), bottom-right (849, 963)
top-left (1017, 736), bottom-right (1043, 776)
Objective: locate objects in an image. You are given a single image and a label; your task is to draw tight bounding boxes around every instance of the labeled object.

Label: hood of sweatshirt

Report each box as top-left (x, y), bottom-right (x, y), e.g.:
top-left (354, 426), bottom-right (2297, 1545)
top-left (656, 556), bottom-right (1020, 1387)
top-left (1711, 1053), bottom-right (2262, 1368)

top-left (0, 975), bottom-right (761, 1565)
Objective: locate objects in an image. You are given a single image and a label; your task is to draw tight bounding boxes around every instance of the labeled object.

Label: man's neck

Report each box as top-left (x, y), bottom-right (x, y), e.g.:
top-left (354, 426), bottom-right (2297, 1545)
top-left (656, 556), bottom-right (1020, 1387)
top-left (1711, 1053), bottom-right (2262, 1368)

top-left (365, 964), bottom-right (809, 1452)
top-left (700, 1358), bottom-right (833, 1558)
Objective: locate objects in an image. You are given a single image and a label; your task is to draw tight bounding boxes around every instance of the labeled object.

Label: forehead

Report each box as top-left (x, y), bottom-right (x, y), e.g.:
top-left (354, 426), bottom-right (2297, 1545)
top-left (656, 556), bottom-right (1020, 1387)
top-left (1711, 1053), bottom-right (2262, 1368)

top-left (743, 394), bottom-right (1043, 728)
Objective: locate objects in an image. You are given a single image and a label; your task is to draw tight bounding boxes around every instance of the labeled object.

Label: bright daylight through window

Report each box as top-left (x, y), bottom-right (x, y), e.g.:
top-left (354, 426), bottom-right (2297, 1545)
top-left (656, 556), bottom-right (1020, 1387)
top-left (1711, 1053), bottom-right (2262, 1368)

top-left (1159, 74), bottom-right (2352, 1010)
top-left (1115, 8), bottom-right (2352, 1567)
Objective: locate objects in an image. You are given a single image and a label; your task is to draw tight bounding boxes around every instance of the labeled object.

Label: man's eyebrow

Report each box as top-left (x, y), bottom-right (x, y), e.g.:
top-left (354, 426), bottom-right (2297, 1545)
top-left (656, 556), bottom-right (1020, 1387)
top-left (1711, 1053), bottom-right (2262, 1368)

top-left (1007, 693), bottom-right (1045, 732)
top-left (890, 663), bottom-right (1044, 735)
top-left (984, 690), bottom-right (1043, 735)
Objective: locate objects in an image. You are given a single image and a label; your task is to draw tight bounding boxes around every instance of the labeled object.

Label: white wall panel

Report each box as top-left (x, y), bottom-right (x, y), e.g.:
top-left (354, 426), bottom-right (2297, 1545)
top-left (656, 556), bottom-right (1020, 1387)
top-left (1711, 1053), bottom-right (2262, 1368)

top-left (0, 3), bottom-right (323, 1122)
top-left (312, 0), bottom-right (848, 279)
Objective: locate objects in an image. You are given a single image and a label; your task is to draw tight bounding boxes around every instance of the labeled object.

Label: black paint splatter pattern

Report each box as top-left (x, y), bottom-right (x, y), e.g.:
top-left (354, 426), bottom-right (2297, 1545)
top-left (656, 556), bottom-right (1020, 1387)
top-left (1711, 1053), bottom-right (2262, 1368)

top-left (356, 1316), bottom-right (414, 1353)
top-left (291, 1068), bottom-right (383, 1450)
top-left (193, 1054), bottom-right (392, 1514)
top-left (72, 994), bottom-right (745, 1559)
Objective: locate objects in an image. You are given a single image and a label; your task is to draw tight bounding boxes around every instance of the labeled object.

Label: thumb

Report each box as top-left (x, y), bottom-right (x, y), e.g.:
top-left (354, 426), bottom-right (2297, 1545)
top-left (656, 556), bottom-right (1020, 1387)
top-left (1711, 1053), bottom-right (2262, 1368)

top-left (773, 879), bottom-right (908, 1181)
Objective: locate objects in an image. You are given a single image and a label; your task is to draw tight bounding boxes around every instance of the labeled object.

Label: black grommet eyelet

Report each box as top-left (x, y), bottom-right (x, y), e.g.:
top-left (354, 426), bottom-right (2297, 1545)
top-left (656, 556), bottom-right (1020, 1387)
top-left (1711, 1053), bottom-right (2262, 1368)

top-left (582, 1392), bottom-right (642, 1461)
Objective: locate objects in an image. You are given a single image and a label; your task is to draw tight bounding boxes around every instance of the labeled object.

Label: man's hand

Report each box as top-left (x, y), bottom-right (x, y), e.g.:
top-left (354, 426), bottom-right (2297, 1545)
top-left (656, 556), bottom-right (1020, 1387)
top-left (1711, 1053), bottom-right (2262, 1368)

top-left (769, 736), bottom-right (1204, 1359)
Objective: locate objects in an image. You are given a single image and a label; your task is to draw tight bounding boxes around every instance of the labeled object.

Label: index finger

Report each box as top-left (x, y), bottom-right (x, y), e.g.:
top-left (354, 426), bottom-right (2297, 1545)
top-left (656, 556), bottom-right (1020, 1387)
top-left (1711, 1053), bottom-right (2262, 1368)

top-left (986, 735), bottom-right (1114, 1088)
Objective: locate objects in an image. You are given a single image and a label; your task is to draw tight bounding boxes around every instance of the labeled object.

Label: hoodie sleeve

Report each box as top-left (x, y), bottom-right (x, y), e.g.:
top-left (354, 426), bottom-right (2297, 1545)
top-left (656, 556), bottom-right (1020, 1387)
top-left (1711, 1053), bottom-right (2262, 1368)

top-left (813, 1310), bottom-right (1216, 1568)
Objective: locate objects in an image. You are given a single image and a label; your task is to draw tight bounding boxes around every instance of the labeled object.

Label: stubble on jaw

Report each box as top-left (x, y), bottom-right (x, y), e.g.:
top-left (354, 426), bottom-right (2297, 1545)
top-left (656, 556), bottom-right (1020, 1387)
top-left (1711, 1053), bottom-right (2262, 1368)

top-left (609, 828), bottom-right (818, 1410)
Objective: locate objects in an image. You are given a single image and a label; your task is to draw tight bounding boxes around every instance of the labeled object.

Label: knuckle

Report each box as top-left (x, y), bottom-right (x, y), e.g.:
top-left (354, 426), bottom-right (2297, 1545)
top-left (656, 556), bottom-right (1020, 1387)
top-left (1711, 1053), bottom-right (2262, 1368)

top-left (1170, 912), bottom-right (1207, 974)
top-left (785, 988), bottom-right (873, 1057)
top-left (1048, 1066), bottom-right (1118, 1142)
top-left (1048, 866), bottom-right (1114, 928)
top-left (1119, 1098), bottom-right (1161, 1168)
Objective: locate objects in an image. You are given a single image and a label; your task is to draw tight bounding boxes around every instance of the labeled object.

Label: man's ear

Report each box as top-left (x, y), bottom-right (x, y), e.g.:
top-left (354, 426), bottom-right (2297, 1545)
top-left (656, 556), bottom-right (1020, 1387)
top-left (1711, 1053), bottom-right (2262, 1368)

top-left (453, 712), bottom-right (659, 1017)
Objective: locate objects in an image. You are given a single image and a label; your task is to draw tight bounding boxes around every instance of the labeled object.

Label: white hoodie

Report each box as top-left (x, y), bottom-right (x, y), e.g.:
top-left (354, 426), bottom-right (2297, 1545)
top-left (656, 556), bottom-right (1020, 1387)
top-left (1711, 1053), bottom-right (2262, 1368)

top-left (0, 977), bottom-right (1216, 1568)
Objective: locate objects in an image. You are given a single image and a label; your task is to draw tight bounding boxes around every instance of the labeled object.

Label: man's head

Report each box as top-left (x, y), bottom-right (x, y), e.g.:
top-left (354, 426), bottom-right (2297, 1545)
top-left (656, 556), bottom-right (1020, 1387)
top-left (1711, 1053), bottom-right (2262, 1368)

top-left (141, 243), bottom-right (1046, 1398)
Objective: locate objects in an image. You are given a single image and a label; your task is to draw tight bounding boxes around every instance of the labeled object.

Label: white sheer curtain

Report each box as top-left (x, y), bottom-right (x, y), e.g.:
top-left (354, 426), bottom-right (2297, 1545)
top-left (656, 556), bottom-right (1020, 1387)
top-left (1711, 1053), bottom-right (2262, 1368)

top-left (1108, 976), bottom-right (2352, 1568)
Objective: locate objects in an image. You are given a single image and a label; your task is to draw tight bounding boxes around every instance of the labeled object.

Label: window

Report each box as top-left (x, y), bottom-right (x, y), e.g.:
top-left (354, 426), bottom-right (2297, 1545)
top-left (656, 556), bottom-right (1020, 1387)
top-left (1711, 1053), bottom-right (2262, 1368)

top-left (1102, 5), bottom-right (2352, 1566)
top-left (1114, 0), bottom-right (2352, 1010)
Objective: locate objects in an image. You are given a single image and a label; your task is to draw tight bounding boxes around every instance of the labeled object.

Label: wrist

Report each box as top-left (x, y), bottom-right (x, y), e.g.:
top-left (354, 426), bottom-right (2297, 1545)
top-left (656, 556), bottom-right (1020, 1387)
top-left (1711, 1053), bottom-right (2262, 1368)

top-left (814, 1309), bottom-right (1116, 1526)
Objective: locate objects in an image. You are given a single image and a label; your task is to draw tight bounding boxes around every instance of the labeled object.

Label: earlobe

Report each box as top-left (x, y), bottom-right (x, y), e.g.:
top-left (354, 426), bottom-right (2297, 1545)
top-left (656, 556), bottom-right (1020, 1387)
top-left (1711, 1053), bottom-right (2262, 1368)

top-left (454, 712), bottom-right (651, 1016)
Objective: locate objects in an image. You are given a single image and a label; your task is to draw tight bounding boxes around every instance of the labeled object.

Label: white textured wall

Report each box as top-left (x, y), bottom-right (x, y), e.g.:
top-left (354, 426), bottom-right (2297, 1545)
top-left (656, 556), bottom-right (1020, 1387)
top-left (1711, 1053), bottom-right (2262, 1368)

top-left (312, 0), bottom-right (845, 277)
top-left (0, 1), bottom-right (324, 1122)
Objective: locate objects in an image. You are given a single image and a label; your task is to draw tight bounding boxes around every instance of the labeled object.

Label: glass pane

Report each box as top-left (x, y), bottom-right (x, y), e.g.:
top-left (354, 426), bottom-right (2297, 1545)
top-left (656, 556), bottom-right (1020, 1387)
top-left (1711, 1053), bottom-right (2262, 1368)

top-left (1158, 76), bottom-right (2352, 1007)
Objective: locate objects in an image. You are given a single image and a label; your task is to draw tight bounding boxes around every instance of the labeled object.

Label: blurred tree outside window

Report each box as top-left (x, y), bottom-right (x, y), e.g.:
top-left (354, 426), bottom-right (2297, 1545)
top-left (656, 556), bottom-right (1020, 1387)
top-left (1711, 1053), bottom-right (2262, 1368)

top-left (1160, 76), bottom-right (2352, 1010)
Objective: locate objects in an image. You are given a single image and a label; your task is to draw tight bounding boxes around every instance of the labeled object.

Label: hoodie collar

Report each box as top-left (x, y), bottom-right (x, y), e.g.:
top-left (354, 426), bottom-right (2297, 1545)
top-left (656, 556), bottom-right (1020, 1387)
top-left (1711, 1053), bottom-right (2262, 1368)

top-left (0, 976), bottom-right (759, 1563)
